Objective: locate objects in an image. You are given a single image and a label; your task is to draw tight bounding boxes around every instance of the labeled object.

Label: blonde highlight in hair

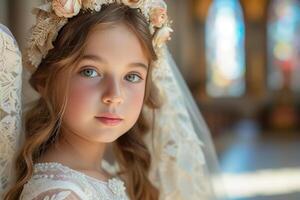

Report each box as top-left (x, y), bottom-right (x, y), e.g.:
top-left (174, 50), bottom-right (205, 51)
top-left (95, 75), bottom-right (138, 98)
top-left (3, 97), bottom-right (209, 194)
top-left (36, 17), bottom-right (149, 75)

top-left (4, 3), bottom-right (162, 200)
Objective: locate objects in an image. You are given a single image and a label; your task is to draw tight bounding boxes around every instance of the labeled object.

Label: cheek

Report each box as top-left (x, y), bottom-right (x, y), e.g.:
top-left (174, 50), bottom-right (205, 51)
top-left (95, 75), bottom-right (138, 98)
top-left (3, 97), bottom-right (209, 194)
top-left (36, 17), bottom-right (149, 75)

top-left (65, 80), bottom-right (98, 117)
top-left (132, 88), bottom-right (145, 107)
top-left (125, 83), bottom-right (146, 116)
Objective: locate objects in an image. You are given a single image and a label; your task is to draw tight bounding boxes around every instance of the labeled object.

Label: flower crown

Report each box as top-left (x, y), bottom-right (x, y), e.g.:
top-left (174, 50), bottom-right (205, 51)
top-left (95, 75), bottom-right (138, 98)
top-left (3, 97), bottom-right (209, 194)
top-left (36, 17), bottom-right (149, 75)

top-left (24, 0), bottom-right (173, 72)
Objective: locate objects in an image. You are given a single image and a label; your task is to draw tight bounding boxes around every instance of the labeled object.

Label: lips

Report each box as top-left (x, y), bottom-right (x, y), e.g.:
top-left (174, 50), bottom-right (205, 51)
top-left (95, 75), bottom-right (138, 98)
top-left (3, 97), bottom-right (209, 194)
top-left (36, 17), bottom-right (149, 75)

top-left (97, 112), bottom-right (122, 120)
top-left (95, 113), bottom-right (123, 126)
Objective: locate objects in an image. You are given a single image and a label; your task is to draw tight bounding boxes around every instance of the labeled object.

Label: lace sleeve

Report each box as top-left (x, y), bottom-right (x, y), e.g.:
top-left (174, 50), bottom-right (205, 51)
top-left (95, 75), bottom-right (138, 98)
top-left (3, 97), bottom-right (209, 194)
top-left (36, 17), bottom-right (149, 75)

top-left (31, 189), bottom-right (83, 200)
top-left (20, 178), bottom-right (89, 200)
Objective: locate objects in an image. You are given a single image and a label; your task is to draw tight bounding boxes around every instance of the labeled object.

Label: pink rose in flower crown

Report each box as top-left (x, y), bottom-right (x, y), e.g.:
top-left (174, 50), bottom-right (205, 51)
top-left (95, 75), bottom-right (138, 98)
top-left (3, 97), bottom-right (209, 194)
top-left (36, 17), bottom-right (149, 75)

top-left (153, 26), bottom-right (173, 48)
top-left (121, 0), bottom-right (144, 9)
top-left (150, 7), bottom-right (168, 28)
top-left (52, 0), bottom-right (82, 18)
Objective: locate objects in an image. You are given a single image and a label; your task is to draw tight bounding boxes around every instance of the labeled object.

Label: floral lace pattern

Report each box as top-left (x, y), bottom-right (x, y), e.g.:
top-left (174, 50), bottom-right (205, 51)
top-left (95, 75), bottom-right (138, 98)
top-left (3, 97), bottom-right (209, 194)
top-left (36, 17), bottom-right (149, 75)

top-left (0, 25), bottom-right (22, 198)
top-left (143, 46), bottom-right (214, 199)
top-left (20, 162), bottom-right (129, 200)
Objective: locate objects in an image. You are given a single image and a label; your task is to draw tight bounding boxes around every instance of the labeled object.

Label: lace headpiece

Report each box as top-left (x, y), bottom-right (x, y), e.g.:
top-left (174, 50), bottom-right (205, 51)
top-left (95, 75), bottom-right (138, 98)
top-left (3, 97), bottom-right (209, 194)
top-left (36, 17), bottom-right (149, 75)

top-left (24, 0), bottom-right (173, 72)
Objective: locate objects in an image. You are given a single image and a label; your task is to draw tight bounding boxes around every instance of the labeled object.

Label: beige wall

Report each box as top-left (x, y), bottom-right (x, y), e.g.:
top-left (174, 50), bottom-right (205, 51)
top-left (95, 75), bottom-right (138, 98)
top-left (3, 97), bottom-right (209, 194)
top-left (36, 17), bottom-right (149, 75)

top-left (8, 0), bottom-right (40, 51)
top-left (0, 0), bottom-right (8, 26)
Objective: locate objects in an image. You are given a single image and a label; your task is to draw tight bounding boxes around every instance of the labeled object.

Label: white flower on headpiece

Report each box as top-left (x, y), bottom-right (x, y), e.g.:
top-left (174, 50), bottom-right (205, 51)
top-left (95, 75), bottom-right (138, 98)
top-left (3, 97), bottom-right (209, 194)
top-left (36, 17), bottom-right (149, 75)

top-left (82, 0), bottom-right (104, 11)
top-left (121, 0), bottom-right (144, 9)
top-left (153, 26), bottom-right (173, 48)
top-left (52, 0), bottom-right (82, 18)
top-left (149, 7), bottom-right (167, 28)
top-left (82, 0), bottom-right (93, 9)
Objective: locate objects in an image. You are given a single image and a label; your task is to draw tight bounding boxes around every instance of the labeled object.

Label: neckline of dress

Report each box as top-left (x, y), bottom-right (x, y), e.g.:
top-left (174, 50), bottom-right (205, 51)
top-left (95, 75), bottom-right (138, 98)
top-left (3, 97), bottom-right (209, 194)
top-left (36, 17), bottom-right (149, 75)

top-left (34, 161), bottom-right (117, 185)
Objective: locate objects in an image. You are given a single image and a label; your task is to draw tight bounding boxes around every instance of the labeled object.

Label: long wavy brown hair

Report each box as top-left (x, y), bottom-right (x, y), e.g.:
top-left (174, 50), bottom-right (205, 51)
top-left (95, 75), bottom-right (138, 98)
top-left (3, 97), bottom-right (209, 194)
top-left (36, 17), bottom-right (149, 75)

top-left (4, 3), bottom-right (163, 200)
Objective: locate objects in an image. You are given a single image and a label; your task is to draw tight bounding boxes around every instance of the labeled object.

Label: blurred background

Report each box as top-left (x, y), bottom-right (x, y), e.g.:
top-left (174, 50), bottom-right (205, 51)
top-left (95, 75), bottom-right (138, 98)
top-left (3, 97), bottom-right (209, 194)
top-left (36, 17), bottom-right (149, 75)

top-left (1, 0), bottom-right (300, 199)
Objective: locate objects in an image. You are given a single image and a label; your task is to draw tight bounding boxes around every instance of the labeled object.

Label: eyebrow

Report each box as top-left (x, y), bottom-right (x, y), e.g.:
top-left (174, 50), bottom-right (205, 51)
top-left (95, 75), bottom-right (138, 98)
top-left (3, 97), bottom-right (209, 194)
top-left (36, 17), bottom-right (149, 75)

top-left (81, 54), bottom-right (148, 70)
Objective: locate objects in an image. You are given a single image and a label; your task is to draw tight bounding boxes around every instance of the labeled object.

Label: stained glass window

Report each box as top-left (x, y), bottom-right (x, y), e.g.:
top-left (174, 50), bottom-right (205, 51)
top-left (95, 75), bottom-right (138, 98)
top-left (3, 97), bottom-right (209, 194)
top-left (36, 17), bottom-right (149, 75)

top-left (268, 0), bottom-right (300, 92)
top-left (205, 0), bottom-right (245, 97)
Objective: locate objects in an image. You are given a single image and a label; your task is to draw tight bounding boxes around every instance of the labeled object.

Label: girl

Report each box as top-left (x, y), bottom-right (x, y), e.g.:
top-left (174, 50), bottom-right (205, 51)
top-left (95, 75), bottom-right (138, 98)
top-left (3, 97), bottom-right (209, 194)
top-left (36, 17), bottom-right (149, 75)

top-left (1, 0), bottom-right (222, 199)
top-left (5, 2), bottom-right (163, 200)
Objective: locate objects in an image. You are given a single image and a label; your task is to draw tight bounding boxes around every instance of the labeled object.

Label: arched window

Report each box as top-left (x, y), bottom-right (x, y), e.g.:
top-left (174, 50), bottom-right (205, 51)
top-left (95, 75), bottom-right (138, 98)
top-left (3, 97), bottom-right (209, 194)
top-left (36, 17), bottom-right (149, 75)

top-left (205, 0), bottom-right (245, 97)
top-left (268, 0), bottom-right (300, 92)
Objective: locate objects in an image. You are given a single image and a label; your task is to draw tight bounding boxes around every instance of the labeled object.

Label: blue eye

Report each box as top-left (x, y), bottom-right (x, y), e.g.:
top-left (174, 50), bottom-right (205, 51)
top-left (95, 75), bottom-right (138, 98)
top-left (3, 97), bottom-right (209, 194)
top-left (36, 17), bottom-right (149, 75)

top-left (80, 68), bottom-right (99, 78)
top-left (125, 74), bottom-right (142, 83)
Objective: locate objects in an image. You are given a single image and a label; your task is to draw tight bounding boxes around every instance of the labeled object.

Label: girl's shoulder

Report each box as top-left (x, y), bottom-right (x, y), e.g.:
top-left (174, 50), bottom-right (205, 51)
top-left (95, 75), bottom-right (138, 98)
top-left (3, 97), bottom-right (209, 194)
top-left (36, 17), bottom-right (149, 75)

top-left (20, 162), bottom-right (129, 200)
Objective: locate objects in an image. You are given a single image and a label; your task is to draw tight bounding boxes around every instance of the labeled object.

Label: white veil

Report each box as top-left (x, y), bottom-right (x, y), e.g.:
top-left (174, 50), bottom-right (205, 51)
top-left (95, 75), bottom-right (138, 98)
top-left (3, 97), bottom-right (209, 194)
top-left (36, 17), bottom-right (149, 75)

top-left (140, 45), bottom-right (226, 200)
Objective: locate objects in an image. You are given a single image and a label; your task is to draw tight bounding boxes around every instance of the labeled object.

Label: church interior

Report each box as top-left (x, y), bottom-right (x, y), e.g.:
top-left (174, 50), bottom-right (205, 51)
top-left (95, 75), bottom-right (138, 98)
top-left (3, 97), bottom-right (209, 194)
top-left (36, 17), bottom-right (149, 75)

top-left (1, 0), bottom-right (300, 199)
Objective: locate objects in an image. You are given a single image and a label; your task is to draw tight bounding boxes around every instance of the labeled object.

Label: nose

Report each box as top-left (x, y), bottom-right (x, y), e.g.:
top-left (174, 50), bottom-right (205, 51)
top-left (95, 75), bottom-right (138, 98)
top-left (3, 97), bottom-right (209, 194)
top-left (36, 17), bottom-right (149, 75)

top-left (102, 78), bottom-right (124, 105)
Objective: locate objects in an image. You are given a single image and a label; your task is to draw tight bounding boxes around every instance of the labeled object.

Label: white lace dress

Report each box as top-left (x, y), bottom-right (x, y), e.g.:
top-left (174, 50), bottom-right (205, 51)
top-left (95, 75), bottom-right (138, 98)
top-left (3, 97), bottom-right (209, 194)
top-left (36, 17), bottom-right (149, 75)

top-left (20, 162), bottom-right (129, 200)
top-left (0, 24), bottom-right (22, 197)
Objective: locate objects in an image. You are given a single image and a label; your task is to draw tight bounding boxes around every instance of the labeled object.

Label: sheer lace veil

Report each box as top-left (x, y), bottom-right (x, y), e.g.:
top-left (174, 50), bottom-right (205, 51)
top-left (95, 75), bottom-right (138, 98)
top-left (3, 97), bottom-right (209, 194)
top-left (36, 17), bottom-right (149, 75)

top-left (140, 45), bottom-right (226, 199)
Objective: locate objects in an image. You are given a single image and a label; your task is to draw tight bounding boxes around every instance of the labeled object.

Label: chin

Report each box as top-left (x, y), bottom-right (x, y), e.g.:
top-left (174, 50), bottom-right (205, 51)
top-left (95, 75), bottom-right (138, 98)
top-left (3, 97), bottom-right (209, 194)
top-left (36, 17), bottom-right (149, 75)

top-left (91, 133), bottom-right (123, 143)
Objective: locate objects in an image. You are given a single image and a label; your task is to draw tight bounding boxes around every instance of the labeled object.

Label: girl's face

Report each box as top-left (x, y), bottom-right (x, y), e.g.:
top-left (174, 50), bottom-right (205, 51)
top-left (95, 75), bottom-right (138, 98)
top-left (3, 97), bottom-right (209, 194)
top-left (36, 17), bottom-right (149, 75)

top-left (62, 22), bottom-right (149, 143)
